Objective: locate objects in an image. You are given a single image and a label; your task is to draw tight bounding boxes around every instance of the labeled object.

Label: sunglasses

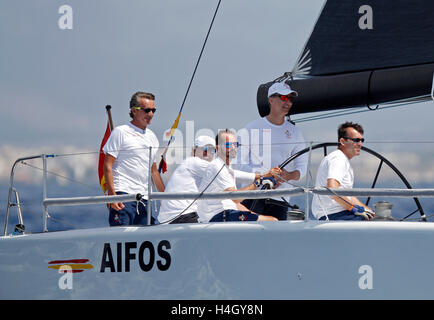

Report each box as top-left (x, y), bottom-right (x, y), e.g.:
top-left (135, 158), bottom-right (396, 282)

top-left (271, 94), bottom-right (293, 102)
top-left (133, 107), bottom-right (157, 113)
top-left (344, 137), bottom-right (365, 143)
top-left (224, 142), bottom-right (241, 148)
top-left (202, 146), bottom-right (216, 154)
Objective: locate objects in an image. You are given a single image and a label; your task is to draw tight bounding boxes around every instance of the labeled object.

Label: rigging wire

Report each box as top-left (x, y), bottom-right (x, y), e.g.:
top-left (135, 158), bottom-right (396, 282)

top-left (11, 140), bottom-right (433, 227)
top-left (158, 0), bottom-right (222, 172)
top-left (17, 154), bottom-right (228, 226)
top-left (15, 160), bottom-right (103, 230)
top-left (19, 161), bottom-right (100, 192)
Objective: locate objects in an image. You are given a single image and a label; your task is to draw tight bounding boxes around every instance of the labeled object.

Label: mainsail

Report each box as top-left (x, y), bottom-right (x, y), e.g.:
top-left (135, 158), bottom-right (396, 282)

top-left (257, 0), bottom-right (434, 117)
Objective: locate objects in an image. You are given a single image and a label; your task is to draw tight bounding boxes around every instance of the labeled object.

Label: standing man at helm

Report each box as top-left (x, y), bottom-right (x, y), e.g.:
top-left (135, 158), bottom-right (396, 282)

top-left (103, 91), bottom-right (165, 226)
top-left (237, 82), bottom-right (308, 221)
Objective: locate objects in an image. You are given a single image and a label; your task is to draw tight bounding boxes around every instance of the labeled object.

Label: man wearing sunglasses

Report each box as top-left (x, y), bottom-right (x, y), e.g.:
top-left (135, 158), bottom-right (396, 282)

top-left (238, 81), bottom-right (308, 221)
top-left (158, 135), bottom-right (216, 224)
top-left (197, 129), bottom-right (279, 223)
top-left (103, 91), bottom-right (165, 226)
top-left (311, 122), bottom-right (375, 221)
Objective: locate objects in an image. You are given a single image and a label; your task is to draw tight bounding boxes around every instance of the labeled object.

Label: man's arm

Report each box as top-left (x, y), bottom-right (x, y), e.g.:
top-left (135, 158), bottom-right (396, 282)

top-left (327, 178), bottom-right (373, 213)
top-left (234, 167), bottom-right (282, 186)
top-left (151, 163), bottom-right (165, 192)
top-left (279, 169), bottom-right (300, 183)
top-left (224, 186), bottom-right (253, 203)
top-left (226, 166), bottom-right (282, 202)
top-left (103, 154), bottom-right (125, 211)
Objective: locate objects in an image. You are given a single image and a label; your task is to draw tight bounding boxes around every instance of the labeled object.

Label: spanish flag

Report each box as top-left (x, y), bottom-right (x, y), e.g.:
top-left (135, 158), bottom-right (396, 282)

top-left (98, 106), bottom-right (114, 193)
top-left (48, 259), bottom-right (94, 273)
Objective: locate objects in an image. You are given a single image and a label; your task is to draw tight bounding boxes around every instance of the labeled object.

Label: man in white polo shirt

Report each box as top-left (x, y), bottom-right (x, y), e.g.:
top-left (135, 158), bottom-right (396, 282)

top-left (238, 81), bottom-right (308, 220)
top-left (197, 129), bottom-right (279, 223)
top-left (103, 91), bottom-right (165, 226)
top-left (311, 122), bottom-right (375, 221)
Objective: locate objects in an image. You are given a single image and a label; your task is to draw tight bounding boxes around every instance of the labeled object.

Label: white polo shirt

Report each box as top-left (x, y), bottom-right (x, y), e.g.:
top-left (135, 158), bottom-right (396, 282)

top-left (311, 149), bottom-right (354, 219)
top-left (197, 157), bottom-right (238, 222)
top-left (237, 117), bottom-right (307, 200)
top-left (158, 157), bottom-right (210, 222)
top-left (102, 122), bottom-right (159, 197)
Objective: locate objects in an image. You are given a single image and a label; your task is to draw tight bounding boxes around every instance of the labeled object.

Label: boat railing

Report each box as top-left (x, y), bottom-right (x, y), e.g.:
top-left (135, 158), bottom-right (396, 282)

top-left (4, 149), bottom-right (434, 235)
top-left (4, 154), bottom-right (50, 236)
top-left (4, 186), bottom-right (433, 235)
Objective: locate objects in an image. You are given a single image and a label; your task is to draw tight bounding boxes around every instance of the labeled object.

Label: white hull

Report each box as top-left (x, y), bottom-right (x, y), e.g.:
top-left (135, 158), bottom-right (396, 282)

top-left (1, 220), bottom-right (434, 299)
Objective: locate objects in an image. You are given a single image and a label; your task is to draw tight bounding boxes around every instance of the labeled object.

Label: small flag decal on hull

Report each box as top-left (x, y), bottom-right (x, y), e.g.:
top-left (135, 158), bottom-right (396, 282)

top-left (48, 259), bottom-right (93, 273)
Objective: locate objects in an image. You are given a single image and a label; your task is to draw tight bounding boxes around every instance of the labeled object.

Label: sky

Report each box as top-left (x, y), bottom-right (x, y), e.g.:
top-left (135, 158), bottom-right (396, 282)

top-left (1, 0), bottom-right (434, 183)
top-left (1, 0), bottom-right (434, 232)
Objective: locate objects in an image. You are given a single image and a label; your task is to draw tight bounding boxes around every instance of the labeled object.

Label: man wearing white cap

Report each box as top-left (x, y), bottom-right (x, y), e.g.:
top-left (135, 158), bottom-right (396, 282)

top-left (158, 135), bottom-right (217, 224)
top-left (237, 82), bottom-right (308, 220)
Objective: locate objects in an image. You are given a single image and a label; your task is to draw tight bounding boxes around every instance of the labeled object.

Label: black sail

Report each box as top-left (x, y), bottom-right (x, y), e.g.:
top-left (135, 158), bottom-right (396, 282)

top-left (257, 0), bottom-right (434, 116)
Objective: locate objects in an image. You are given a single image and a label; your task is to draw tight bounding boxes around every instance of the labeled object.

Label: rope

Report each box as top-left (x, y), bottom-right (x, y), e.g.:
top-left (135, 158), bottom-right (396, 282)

top-left (178, 0), bottom-right (221, 117)
top-left (159, 0), bottom-right (222, 171)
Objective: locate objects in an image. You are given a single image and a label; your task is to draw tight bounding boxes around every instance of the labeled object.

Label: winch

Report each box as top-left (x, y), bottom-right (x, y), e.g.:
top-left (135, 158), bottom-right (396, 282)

top-left (373, 201), bottom-right (394, 221)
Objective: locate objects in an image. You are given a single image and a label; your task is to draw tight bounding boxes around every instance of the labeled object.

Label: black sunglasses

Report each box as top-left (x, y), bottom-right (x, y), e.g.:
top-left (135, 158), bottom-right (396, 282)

top-left (344, 137), bottom-right (365, 143)
top-left (133, 107), bottom-right (157, 113)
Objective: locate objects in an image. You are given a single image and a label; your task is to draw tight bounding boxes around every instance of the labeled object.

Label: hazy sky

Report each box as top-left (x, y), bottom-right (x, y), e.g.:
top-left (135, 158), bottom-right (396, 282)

top-left (1, 1), bottom-right (434, 229)
top-left (1, 0), bottom-right (433, 152)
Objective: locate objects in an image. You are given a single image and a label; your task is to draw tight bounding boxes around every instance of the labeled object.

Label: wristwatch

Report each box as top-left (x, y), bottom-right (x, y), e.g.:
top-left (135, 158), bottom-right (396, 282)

top-left (254, 179), bottom-right (261, 188)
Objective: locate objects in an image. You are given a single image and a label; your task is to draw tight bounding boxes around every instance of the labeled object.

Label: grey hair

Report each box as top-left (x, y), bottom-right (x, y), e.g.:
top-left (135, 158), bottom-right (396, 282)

top-left (129, 91), bottom-right (155, 118)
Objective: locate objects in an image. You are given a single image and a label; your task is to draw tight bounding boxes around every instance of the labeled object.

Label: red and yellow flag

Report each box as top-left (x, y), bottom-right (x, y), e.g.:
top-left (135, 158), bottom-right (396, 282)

top-left (98, 122), bottom-right (111, 193)
top-left (158, 111), bottom-right (182, 173)
top-left (98, 105), bottom-right (114, 193)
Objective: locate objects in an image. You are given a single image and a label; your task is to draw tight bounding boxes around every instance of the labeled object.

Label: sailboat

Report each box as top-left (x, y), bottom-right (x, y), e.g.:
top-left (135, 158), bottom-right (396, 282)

top-left (1, 0), bottom-right (434, 300)
top-left (258, 0), bottom-right (434, 116)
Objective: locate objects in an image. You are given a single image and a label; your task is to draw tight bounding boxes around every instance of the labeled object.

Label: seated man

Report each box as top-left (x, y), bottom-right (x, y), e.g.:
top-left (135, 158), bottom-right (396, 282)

top-left (158, 135), bottom-right (278, 224)
top-left (197, 129), bottom-right (279, 223)
top-left (158, 135), bottom-right (216, 224)
top-left (311, 122), bottom-right (375, 221)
